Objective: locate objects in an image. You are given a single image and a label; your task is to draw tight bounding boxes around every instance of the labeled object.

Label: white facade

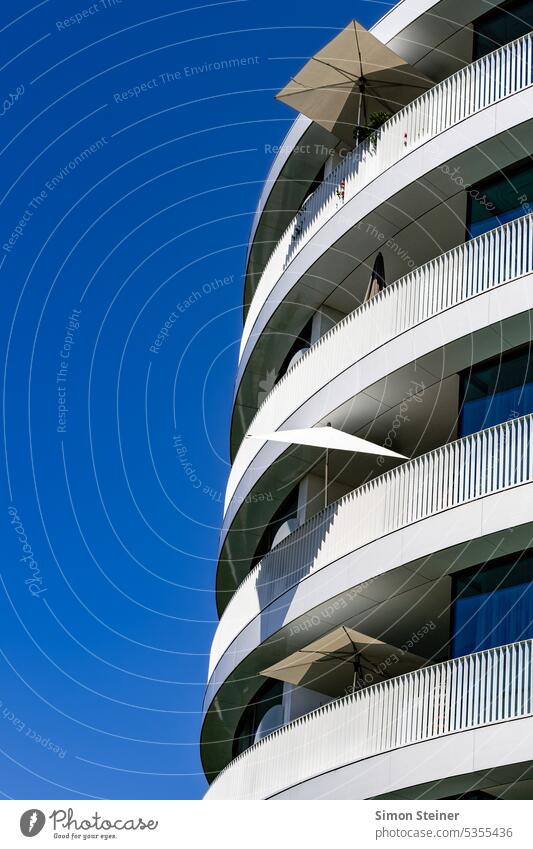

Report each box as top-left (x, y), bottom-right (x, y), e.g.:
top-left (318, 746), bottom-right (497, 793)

top-left (202, 0), bottom-right (533, 800)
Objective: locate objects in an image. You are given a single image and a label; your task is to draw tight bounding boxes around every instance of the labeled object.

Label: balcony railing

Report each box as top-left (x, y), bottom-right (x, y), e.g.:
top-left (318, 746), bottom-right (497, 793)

top-left (211, 415), bottom-right (533, 677)
top-left (225, 212), bottom-right (533, 515)
top-left (206, 639), bottom-right (533, 799)
top-left (241, 32), bottom-right (533, 360)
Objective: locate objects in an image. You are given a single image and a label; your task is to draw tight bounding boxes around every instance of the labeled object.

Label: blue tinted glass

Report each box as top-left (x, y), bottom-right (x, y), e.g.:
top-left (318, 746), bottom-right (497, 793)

top-left (459, 348), bottom-right (533, 437)
top-left (467, 205), bottom-right (530, 239)
top-left (452, 556), bottom-right (533, 657)
top-left (460, 382), bottom-right (533, 435)
top-left (467, 157), bottom-right (533, 240)
top-left (473, 0), bottom-right (533, 60)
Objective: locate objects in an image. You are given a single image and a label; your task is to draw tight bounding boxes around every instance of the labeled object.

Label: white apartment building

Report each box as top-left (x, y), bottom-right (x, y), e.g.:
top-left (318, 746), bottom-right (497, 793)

top-left (202, 0), bottom-right (533, 799)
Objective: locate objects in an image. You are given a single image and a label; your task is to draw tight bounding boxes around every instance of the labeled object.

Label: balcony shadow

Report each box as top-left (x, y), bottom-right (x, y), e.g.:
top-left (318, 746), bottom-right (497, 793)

top-left (255, 502), bottom-right (340, 647)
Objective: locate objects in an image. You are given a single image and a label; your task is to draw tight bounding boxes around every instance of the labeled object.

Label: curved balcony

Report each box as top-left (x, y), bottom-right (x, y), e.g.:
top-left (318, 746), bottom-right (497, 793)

top-left (210, 415), bottom-right (533, 681)
top-left (224, 213), bottom-right (533, 524)
top-left (244, 0), bottom-right (481, 309)
top-left (206, 639), bottom-right (533, 799)
top-left (241, 33), bottom-right (533, 360)
top-left (233, 33), bottom-right (533, 451)
top-left (244, 116), bottom-right (336, 313)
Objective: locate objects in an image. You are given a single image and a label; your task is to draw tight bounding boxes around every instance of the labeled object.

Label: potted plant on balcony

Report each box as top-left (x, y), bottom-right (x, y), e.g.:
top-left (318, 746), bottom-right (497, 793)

top-left (355, 110), bottom-right (392, 147)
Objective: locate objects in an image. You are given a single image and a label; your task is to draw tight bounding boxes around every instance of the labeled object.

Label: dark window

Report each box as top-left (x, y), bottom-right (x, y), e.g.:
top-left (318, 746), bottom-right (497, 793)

top-left (275, 316), bottom-right (314, 385)
top-left (232, 678), bottom-right (283, 758)
top-left (250, 485), bottom-right (299, 572)
top-left (372, 252), bottom-right (386, 291)
top-left (473, 0), bottom-right (533, 61)
top-left (363, 252), bottom-right (386, 302)
top-left (444, 791), bottom-right (494, 799)
top-left (451, 551), bottom-right (533, 657)
top-left (298, 162), bottom-right (326, 211)
top-left (458, 346), bottom-right (533, 437)
top-left (466, 157), bottom-right (533, 240)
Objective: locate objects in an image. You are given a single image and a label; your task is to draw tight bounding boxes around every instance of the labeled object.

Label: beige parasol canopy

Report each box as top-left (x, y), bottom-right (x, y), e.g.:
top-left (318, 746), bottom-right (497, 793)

top-left (276, 20), bottom-right (433, 145)
top-left (262, 626), bottom-right (426, 697)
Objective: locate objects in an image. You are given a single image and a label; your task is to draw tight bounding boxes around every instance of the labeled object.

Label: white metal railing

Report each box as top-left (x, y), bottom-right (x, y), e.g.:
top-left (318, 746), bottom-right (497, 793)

top-left (206, 639), bottom-right (533, 799)
top-left (211, 416), bottom-right (533, 677)
top-left (240, 32), bottom-right (533, 361)
top-left (225, 212), bottom-right (533, 515)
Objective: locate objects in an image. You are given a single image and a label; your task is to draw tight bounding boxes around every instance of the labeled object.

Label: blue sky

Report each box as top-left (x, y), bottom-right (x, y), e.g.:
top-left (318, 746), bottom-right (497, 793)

top-left (0, 0), bottom-right (387, 800)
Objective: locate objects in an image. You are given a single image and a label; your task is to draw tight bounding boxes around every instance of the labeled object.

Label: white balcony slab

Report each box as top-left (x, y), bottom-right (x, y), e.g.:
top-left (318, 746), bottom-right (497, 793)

top-left (206, 643), bottom-right (533, 799)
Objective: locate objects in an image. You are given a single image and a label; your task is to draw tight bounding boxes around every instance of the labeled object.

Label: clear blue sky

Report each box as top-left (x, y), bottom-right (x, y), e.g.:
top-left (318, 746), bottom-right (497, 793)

top-left (0, 0), bottom-right (388, 799)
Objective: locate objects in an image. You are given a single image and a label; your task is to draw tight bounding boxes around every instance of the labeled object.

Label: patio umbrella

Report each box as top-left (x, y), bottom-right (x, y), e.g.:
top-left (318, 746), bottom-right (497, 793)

top-left (247, 425), bottom-right (405, 458)
top-left (276, 19), bottom-right (433, 145)
top-left (262, 626), bottom-right (425, 696)
top-left (247, 424), bottom-right (407, 507)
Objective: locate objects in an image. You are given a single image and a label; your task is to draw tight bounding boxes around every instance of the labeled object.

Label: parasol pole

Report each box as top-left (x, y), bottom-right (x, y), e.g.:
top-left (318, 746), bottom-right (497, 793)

top-left (353, 20), bottom-right (366, 148)
top-left (354, 78), bottom-right (365, 148)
